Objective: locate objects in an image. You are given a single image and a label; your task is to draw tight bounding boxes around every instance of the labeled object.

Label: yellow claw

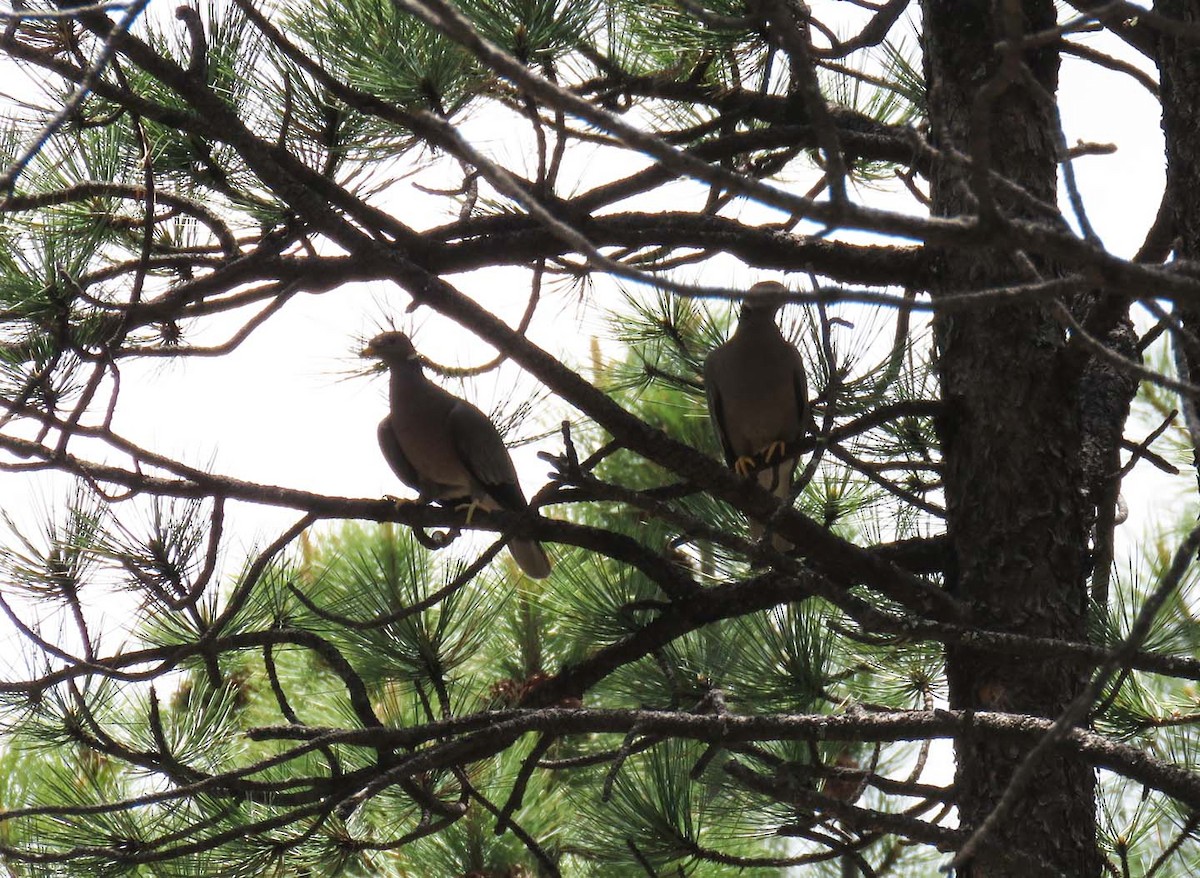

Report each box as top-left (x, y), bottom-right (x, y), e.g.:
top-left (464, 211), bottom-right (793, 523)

top-left (455, 499), bottom-right (482, 525)
top-left (733, 456), bottom-right (757, 478)
top-left (762, 440), bottom-right (788, 464)
top-left (386, 494), bottom-right (420, 507)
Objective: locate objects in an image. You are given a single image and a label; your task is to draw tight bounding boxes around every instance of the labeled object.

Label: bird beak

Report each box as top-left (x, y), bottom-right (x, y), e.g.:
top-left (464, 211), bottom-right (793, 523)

top-left (360, 343), bottom-right (377, 358)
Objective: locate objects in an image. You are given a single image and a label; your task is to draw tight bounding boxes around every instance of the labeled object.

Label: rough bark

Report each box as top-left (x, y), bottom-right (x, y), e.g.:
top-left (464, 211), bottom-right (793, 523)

top-left (921, 1), bottom-right (1099, 874)
top-left (1077, 312), bottom-right (1139, 607)
top-left (1157, 1), bottom-right (1200, 499)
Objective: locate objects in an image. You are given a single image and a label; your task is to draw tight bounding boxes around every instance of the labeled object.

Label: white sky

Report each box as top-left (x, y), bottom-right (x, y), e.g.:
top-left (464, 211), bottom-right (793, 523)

top-left (0, 7), bottom-right (1188, 867)
top-left (0, 4), bottom-right (1188, 755)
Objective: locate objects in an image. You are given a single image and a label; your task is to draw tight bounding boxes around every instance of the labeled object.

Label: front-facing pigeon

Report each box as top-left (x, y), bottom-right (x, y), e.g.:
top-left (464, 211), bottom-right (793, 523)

top-left (703, 281), bottom-right (809, 547)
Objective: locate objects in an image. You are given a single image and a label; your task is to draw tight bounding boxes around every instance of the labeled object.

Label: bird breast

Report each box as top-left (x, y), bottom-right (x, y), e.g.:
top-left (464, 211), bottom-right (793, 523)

top-left (714, 342), bottom-right (803, 456)
top-left (389, 386), bottom-right (475, 497)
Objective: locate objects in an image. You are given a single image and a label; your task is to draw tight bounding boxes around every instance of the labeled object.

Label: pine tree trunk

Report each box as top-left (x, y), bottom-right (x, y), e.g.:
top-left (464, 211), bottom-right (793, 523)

top-left (1158, 1), bottom-right (1200, 496)
top-left (921, 2), bottom-right (1100, 874)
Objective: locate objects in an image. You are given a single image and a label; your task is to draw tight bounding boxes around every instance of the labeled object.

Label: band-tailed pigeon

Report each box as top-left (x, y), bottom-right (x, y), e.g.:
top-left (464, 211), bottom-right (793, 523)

top-left (703, 281), bottom-right (809, 546)
top-left (363, 331), bottom-right (552, 579)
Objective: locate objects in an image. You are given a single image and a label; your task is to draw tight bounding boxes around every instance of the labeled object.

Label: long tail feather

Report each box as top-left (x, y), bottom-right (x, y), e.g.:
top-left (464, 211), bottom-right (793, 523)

top-left (750, 462), bottom-right (795, 551)
top-left (509, 538), bottom-right (552, 579)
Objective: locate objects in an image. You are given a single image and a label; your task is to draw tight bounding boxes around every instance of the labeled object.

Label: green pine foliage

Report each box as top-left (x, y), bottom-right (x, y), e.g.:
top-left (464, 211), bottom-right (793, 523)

top-left (0, 0), bottom-right (1195, 875)
top-left (0, 292), bottom-right (952, 875)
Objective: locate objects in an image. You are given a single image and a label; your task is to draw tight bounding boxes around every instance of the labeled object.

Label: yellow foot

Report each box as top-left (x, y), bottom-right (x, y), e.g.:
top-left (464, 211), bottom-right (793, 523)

top-left (733, 456), bottom-right (757, 478)
top-left (761, 439), bottom-right (788, 464)
top-left (454, 498), bottom-right (482, 524)
top-left (385, 494), bottom-right (421, 507)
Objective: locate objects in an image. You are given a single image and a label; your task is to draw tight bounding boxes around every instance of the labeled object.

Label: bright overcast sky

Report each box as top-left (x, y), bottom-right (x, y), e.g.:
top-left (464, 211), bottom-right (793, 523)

top-left (0, 4), bottom-right (1179, 667)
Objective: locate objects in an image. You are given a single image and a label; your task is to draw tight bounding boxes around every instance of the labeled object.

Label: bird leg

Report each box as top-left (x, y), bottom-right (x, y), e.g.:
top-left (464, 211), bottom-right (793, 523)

top-left (733, 455), bottom-right (758, 478)
top-left (454, 498), bottom-right (482, 525)
top-left (385, 494), bottom-right (422, 506)
top-left (734, 441), bottom-right (791, 478)
top-left (761, 440), bottom-right (789, 463)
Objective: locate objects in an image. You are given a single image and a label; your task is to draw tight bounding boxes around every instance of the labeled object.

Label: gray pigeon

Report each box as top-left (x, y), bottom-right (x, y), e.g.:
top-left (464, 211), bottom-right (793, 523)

top-left (703, 281), bottom-right (809, 546)
top-left (363, 331), bottom-right (552, 579)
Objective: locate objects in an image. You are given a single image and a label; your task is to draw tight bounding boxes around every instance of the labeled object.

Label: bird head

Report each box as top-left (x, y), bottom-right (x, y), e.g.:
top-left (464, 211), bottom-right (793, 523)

top-left (362, 331), bottom-right (422, 369)
top-left (739, 280), bottom-right (789, 320)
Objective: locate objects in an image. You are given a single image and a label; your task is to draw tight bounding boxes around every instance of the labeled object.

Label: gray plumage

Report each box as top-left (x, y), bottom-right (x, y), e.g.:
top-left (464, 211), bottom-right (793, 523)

top-left (703, 281), bottom-right (809, 546)
top-left (364, 331), bottom-right (551, 579)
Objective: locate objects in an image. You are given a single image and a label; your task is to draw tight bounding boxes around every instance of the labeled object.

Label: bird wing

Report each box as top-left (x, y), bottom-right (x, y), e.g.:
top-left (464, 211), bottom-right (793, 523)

top-left (703, 348), bottom-right (737, 468)
top-left (447, 401), bottom-right (526, 510)
top-left (377, 417), bottom-right (423, 492)
top-left (447, 400), bottom-right (551, 579)
top-left (790, 347), bottom-right (809, 436)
